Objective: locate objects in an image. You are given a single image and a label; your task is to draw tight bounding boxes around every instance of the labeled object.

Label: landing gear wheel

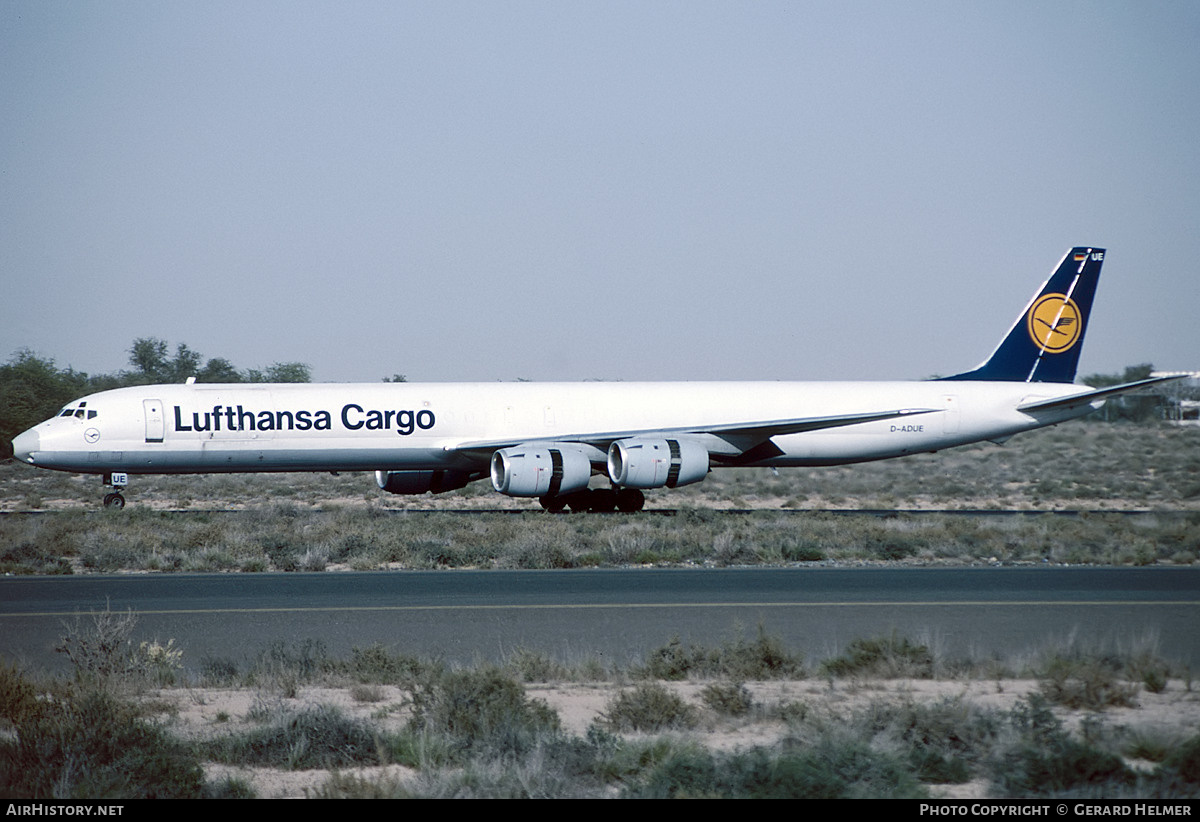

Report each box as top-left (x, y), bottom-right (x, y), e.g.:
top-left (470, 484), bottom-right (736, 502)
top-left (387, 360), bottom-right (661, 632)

top-left (616, 488), bottom-right (646, 512)
top-left (564, 491), bottom-right (593, 513)
top-left (101, 472), bottom-right (129, 509)
top-left (539, 495), bottom-right (567, 513)
top-left (589, 488), bottom-right (617, 513)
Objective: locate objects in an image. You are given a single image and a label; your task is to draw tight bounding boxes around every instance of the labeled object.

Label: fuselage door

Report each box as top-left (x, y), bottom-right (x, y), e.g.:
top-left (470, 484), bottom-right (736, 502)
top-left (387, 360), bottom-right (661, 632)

top-left (144, 399), bottom-right (165, 443)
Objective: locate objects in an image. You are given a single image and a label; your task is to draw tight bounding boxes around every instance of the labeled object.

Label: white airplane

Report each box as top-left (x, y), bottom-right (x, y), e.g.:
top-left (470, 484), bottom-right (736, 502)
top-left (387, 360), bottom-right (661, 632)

top-left (9, 246), bottom-right (1178, 511)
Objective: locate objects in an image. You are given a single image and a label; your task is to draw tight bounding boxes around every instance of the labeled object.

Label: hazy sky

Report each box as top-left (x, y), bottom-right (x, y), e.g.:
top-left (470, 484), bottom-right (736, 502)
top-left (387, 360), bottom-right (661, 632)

top-left (3, 1), bottom-right (1197, 383)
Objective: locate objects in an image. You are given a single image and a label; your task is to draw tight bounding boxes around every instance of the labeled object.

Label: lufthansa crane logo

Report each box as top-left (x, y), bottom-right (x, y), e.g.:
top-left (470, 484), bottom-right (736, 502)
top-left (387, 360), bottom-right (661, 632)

top-left (1027, 293), bottom-right (1082, 353)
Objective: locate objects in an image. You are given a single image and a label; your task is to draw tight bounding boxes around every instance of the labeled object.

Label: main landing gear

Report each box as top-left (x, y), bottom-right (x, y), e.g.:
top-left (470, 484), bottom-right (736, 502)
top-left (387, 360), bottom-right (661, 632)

top-left (102, 472), bottom-right (128, 509)
top-left (538, 487), bottom-right (646, 513)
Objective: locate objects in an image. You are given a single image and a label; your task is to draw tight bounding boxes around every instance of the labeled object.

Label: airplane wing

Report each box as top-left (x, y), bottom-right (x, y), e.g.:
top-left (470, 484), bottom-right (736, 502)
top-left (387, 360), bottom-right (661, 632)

top-left (1017, 375), bottom-right (1186, 414)
top-left (447, 407), bottom-right (939, 461)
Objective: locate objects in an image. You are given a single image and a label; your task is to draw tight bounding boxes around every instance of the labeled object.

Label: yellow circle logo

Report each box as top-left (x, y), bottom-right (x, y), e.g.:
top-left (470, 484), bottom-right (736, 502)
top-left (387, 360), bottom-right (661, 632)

top-left (1027, 293), bottom-right (1082, 353)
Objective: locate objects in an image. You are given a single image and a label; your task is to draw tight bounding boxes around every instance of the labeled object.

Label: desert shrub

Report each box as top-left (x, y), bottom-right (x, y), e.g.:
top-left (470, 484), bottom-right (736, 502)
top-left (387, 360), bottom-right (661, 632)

top-left (600, 682), bottom-right (698, 733)
top-left (625, 738), bottom-right (927, 799)
top-left (251, 639), bottom-right (335, 691)
top-left (1158, 734), bottom-right (1200, 789)
top-left (1141, 665), bottom-right (1170, 694)
top-left (853, 696), bottom-right (1000, 784)
top-left (503, 647), bottom-right (571, 682)
top-left (0, 539), bottom-right (73, 575)
top-left (1038, 656), bottom-right (1139, 710)
top-left (1127, 647), bottom-right (1173, 694)
top-left (910, 748), bottom-right (971, 784)
top-left (994, 733), bottom-right (1135, 796)
top-left (639, 626), bottom-right (803, 681)
top-left (700, 681), bottom-right (754, 717)
top-left (207, 703), bottom-right (381, 769)
top-left (1125, 730), bottom-right (1182, 764)
top-left (783, 543), bottom-right (825, 562)
top-left (710, 625), bottom-right (805, 679)
top-left (0, 678), bottom-right (204, 798)
top-left (204, 775), bottom-right (258, 799)
top-left (820, 632), bottom-right (934, 678)
top-left (624, 745), bottom-right (717, 798)
top-left (197, 655), bottom-right (241, 686)
top-left (640, 636), bottom-right (698, 680)
top-left (993, 694), bottom-right (1136, 796)
top-left (407, 666), bottom-right (561, 757)
top-left (56, 606), bottom-right (140, 681)
top-left (409, 735), bottom-right (621, 799)
top-left (344, 643), bottom-right (431, 684)
top-left (310, 771), bottom-right (414, 799)
top-left (55, 604), bottom-right (180, 689)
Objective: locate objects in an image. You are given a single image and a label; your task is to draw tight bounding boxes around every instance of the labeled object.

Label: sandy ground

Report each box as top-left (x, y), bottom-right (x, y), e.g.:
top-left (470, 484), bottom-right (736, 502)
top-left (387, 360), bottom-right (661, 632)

top-left (154, 676), bottom-right (1200, 799)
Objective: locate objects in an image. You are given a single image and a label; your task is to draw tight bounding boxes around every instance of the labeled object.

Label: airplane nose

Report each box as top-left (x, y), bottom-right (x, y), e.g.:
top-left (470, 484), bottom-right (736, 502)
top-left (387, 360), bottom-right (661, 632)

top-left (11, 429), bottom-right (39, 463)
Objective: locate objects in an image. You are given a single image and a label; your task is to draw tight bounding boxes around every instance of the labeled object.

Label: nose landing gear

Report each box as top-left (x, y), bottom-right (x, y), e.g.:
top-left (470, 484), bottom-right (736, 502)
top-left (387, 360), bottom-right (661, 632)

top-left (102, 472), bottom-right (128, 509)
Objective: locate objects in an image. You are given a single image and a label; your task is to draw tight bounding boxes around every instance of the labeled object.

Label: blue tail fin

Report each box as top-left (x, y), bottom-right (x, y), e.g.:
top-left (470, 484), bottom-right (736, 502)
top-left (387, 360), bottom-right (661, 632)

top-left (941, 247), bottom-right (1105, 383)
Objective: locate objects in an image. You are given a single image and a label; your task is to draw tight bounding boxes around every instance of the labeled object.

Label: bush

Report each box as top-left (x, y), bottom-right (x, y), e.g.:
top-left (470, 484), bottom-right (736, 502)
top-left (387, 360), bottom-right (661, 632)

top-left (206, 704), bottom-right (381, 770)
top-left (1157, 734), bottom-right (1200, 788)
top-left (701, 681), bottom-right (754, 717)
top-left (625, 738), bottom-right (928, 799)
top-left (600, 683), bottom-right (698, 733)
top-left (345, 643), bottom-right (430, 684)
top-left (0, 681), bottom-right (205, 798)
top-left (407, 666), bottom-right (561, 757)
top-left (55, 605), bottom-right (141, 682)
top-left (1038, 657), bottom-right (1138, 710)
top-left (640, 626), bottom-right (803, 681)
top-left (820, 632), bottom-right (934, 678)
top-left (994, 694), bottom-right (1136, 796)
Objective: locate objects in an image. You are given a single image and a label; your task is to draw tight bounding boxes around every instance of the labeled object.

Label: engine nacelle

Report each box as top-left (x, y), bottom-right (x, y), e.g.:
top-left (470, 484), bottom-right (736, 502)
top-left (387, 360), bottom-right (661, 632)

top-left (375, 469), bottom-right (473, 495)
top-left (607, 438), bottom-right (709, 489)
top-left (490, 446), bottom-right (593, 497)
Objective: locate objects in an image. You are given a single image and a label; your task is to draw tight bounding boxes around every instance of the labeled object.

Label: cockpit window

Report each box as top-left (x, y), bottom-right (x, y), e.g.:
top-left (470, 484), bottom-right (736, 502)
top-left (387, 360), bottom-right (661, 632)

top-left (57, 401), bottom-right (95, 420)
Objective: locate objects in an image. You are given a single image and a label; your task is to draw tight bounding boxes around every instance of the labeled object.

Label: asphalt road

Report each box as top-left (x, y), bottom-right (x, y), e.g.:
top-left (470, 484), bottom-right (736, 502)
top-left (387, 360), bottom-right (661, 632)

top-left (2, 567), bottom-right (1198, 673)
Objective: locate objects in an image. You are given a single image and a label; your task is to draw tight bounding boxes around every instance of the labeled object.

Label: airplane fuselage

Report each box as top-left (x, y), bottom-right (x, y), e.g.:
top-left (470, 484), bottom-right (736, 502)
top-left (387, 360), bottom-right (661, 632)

top-left (14, 379), bottom-right (1095, 476)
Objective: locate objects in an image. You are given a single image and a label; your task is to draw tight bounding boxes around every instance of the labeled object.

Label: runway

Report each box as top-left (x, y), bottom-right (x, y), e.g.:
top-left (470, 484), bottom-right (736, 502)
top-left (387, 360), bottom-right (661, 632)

top-left (3, 567), bottom-right (1198, 673)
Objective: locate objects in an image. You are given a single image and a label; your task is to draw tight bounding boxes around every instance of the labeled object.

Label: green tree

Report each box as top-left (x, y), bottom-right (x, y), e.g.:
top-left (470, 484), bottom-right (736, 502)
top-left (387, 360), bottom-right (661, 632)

top-left (127, 339), bottom-right (311, 384)
top-left (196, 357), bottom-right (243, 383)
top-left (0, 350), bottom-right (91, 443)
top-left (245, 362), bottom-right (311, 383)
top-left (2, 340), bottom-right (313, 452)
top-left (125, 338), bottom-right (205, 384)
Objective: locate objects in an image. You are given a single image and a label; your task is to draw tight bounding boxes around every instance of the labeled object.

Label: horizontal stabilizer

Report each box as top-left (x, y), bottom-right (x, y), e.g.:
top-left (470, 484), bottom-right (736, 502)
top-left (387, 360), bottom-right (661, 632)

top-left (1017, 375), bottom-right (1186, 413)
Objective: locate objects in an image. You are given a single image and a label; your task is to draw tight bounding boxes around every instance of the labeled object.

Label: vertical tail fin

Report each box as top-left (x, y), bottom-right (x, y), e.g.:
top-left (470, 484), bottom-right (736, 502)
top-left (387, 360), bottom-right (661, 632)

top-left (941, 246), bottom-right (1105, 383)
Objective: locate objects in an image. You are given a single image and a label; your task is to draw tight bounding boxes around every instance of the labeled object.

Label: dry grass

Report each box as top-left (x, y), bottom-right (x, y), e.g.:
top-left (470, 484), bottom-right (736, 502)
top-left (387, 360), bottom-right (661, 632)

top-left (2, 423), bottom-right (1197, 574)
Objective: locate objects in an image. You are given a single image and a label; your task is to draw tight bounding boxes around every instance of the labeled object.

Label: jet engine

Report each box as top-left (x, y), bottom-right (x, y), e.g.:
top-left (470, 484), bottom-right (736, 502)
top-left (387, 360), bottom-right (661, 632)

top-left (375, 469), bottom-right (474, 495)
top-left (607, 438), bottom-right (709, 489)
top-left (490, 446), bottom-right (593, 497)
